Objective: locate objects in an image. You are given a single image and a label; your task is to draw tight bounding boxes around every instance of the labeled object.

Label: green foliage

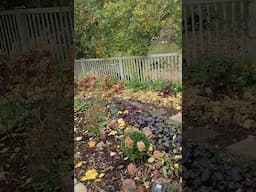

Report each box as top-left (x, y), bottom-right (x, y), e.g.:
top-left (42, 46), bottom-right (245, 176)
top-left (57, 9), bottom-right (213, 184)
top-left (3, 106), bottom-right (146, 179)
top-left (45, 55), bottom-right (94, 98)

top-left (109, 102), bottom-right (118, 119)
top-left (185, 57), bottom-right (234, 84)
top-left (120, 131), bottom-right (150, 161)
top-left (84, 96), bottom-right (108, 138)
top-left (74, 98), bottom-right (90, 112)
top-left (74, 0), bottom-right (181, 58)
top-left (125, 80), bottom-right (182, 93)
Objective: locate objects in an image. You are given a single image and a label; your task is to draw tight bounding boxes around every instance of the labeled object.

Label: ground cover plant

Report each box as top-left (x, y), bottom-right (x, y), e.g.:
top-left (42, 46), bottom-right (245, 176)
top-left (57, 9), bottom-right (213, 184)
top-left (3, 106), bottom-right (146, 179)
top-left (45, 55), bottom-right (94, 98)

top-left (74, 74), bottom-right (182, 191)
top-left (182, 57), bottom-right (256, 191)
top-left (0, 50), bottom-right (73, 191)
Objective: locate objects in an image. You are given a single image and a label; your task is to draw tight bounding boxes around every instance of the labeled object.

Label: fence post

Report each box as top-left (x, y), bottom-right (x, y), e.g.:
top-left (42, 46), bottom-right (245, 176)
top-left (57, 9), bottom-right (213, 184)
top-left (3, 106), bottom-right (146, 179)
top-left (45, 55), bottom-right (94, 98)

top-left (118, 56), bottom-right (125, 80)
top-left (15, 10), bottom-right (27, 53)
top-left (179, 53), bottom-right (182, 81)
top-left (81, 59), bottom-right (85, 77)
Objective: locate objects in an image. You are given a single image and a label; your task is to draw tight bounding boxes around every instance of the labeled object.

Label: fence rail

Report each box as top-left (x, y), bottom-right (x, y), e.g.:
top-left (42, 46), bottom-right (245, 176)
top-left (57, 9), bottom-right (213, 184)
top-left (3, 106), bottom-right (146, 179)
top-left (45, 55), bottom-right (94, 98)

top-left (75, 53), bottom-right (182, 82)
top-left (0, 7), bottom-right (73, 62)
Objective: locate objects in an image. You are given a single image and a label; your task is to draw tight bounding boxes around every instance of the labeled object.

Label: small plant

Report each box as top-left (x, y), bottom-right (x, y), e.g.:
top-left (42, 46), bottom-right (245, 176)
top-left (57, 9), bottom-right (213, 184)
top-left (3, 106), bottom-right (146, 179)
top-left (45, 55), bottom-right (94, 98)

top-left (74, 98), bottom-right (90, 112)
top-left (84, 96), bottom-right (108, 138)
top-left (121, 131), bottom-right (150, 161)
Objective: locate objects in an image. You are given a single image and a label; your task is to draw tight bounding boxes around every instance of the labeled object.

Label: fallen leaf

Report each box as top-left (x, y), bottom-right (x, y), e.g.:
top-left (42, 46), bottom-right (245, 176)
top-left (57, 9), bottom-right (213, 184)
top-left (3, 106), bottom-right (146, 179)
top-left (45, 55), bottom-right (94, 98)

top-left (125, 136), bottom-right (133, 148)
top-left (75, 161), bottom-right (83, 168)
top-left (99, 173), bottom-right (105, 178)
top-left (80, 169), bottom-right (98, 181)
top-left (153, 150), bottom-right (164, 158)
top-left (137, 141), bottom-right (145, 152)
top-left (148, 157), bottom-right (155, 163)
top-left (110, 151), bottom-right (117, 156)
top-left (124, 126), bottom-right (139, 133)
top-left (121, 179), bottom-right (136, 192)
top-left (148, 144), bottom-right (153, 152)
top-left (127, 163), bottom-right (137, 176)
top-left (88, 140), bottom-right (97, 148)
top-left (75, 136), bottom-right (82, 141)
top-left (123, 110), bottom-right (129, 114)
top-left (95, 178), bottom-right (102, 183)
top-left (108, 130), bottom-right (117, 136)
top-left (96, 141), bottom-right (105, 150)
top-left (142, 127), bottom-right (152, 138)
top-left (118, 118), bottom-right (126, 127)
top-left (109, 120), bottom-right (118, 128)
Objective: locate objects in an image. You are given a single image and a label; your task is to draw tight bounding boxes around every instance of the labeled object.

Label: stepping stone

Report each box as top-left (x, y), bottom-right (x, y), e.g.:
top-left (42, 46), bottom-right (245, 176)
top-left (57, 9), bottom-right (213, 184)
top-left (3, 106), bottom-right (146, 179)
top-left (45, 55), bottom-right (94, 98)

top-left (183, 127), bottom-right (220, 142)
top-left (75, 182), bottom-right (87, 192)
top-left (169, 112), bottom-right (182, 124)
top-left (226, 135), bottom-right (256, 161)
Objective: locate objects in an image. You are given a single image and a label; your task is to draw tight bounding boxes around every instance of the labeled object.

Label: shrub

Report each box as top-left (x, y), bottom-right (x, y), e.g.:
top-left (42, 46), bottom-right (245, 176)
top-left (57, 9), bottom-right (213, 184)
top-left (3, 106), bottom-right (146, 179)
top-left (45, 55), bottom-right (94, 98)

top-left (120, 131), bottom-right (150, 161)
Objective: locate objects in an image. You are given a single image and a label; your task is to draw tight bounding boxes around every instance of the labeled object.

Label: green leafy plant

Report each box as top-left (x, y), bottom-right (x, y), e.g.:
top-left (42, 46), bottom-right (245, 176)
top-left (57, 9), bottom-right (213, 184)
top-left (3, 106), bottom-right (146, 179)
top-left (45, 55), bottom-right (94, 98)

top-left (125, 80), bottom-right (182, 94)
top-left (109, 102), bottom-right (118, 119)
top-left (120, 131), bottom-right (150, 161)
top-left (74, 98), bottom-right (90, 112)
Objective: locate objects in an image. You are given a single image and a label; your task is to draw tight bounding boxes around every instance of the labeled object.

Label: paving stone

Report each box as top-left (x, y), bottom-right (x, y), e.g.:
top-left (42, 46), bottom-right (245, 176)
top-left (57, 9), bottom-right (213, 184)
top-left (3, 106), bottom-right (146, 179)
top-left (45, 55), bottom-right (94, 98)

top-left (183, 127), bottom-right (220, 142)
top-left (227, 135), bottom-right (256, 161)
top-left (74, 178), bottom-right (78, 185)
top-left (74, 182), bottom-right (87, 192)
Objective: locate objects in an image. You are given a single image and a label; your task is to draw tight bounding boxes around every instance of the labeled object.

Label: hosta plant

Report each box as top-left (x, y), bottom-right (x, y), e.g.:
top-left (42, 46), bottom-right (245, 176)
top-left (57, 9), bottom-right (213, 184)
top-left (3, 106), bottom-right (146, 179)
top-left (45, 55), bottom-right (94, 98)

top-left (121, 131), bottom-right (150, 160)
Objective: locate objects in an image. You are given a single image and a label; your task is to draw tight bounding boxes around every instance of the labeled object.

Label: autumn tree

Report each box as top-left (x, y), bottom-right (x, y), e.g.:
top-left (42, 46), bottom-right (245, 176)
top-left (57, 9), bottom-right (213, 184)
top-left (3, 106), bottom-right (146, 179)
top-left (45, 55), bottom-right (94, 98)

top-left (74, 0), bottom-right (181, 59)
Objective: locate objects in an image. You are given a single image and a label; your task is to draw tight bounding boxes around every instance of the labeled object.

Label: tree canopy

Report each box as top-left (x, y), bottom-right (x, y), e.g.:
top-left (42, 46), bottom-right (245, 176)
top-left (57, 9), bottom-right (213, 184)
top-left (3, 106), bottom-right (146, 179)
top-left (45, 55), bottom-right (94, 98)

top-left (74, 0), bottom-right (181, 59)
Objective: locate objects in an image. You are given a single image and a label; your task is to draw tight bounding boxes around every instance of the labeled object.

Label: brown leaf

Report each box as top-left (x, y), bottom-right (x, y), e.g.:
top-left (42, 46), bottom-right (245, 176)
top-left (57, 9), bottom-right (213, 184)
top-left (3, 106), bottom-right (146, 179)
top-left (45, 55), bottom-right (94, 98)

top-left (121, 179), bottom-right (136, 192)
top-left (137, 141), bottom-right (145, 152)
top-left (125, 136), bottom-right (133, 148)
top-left (127, 163), bottom-right (137, 176)
top-left (153, 150), bottom-right (164, 158)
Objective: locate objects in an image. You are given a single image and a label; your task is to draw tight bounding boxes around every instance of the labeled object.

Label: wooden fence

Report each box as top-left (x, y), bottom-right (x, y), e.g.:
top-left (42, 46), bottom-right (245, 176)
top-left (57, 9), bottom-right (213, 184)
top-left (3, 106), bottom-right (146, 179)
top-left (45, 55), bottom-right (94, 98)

top-left (74, 53), bottom-right (182, 82)
top-left (183, 0), bottom-right (250, 62)
top-left (0, 7), bottom-right (73, 62)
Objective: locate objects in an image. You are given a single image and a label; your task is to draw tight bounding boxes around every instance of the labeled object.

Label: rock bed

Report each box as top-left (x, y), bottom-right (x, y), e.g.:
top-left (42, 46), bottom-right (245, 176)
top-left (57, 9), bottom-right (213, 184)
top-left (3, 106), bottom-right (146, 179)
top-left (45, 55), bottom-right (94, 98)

top-left (114, 99), bottom-right (182, 156)
top-left (182, 142), bottom-right (256, 191)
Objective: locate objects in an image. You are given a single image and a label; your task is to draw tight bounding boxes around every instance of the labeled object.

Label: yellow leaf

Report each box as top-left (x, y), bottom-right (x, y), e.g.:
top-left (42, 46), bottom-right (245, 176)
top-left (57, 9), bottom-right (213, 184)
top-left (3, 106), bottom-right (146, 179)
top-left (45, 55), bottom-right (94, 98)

top-left (173, 163), bottom-right (179, 169)
top-left (80, 169), bottom-right (98, 181)
top-left (108, 130), bottom-right (117, 136)
top-left (117, 118), bottom-right (126, 127)
top-left (75, 161), bottom-right (83, 168)
top-left (123, 110), bottom-right (129, 114)
top-left (99, 173), bottom-right (105, 178)
top-left (88, 140), bottom-right (97, 148)
top-left (148, 144), bottom-right (153, 152)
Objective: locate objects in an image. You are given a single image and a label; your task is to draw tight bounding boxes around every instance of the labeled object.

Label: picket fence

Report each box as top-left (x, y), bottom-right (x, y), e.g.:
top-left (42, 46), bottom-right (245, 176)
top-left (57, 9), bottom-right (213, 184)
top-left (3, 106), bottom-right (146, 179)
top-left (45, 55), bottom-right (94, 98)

top-left (75, 53), bottom-right (182, 82)
top-left (183, 0), bottom-right (250, 62)
top-left (0, 7), bottom-right (73, 62)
